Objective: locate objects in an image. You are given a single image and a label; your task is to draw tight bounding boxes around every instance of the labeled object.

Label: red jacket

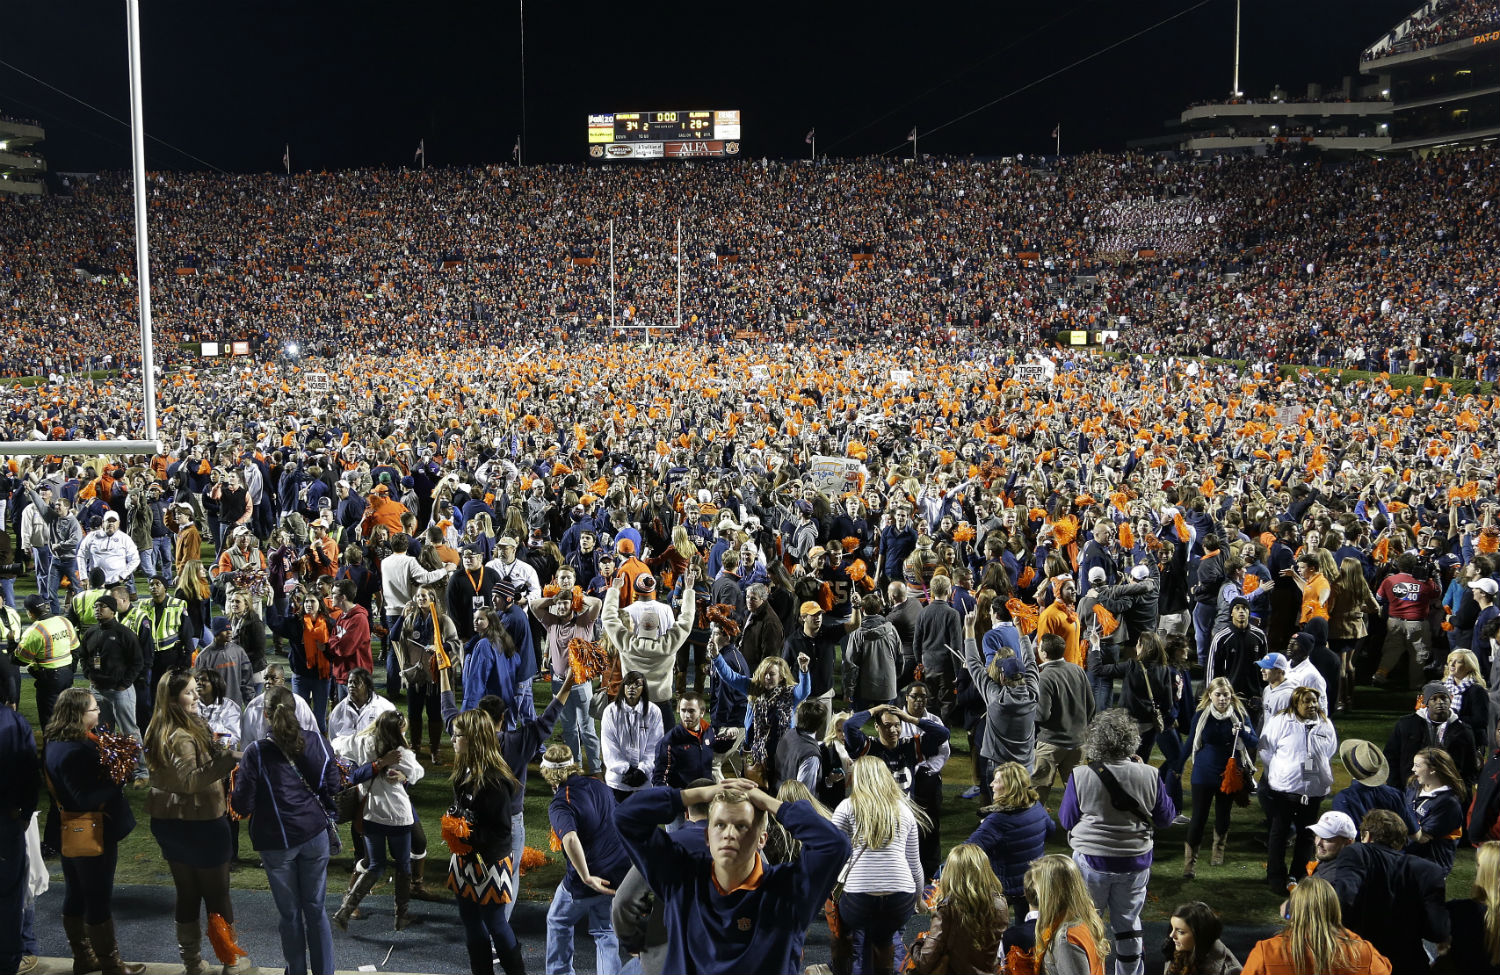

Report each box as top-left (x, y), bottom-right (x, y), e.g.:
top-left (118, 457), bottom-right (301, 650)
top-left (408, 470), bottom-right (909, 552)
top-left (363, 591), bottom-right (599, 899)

top-left (329, 604), bottom-right (372, 681)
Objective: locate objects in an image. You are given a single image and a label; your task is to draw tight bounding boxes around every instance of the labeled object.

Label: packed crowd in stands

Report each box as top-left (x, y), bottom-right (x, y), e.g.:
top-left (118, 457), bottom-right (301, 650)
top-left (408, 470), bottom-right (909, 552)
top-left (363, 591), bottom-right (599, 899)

top-left (1, 146), bottom-right (1498, 383)
top-left (3, 145), bottom-right (1500, 975)
top-left (1365, 0), bottom-right (1500, 57)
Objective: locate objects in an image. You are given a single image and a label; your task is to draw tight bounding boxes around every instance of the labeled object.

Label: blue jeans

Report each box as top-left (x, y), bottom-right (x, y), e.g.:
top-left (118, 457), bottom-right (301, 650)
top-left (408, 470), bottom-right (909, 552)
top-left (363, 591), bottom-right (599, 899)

top-left (92, 685), bottom-right (146, 778)
top-left (1156, 727), bottom-right (1185, 811)
top-left (261, 831), bottom-right (334, 975)
top-left (47, 555), bottom-right (81, 615)
top-left (292, 674), bottom-right (330, 735)
top-left (545, 883), bottom-right (619, 975)
top-left (1191, 602), bottom-right (1215, 668)
top-left (504, 808), bottom-right (525, 923)
top-left (363, 820), bottom-right (412, 878)
top-left (1072, 852), bottom-right (1149, 975)
top-left (836, 890), bottom-right (916, 975)
top-left (30, 546), bottom-right (51, 602)
top-left (0, 578), bottom-right (12, 610)
top-left (554, 677), bottom-right (602, 774)
top-left (383, 613), bottom-right (404, 695)
top-left (152, 536), bottom-right (173, 579)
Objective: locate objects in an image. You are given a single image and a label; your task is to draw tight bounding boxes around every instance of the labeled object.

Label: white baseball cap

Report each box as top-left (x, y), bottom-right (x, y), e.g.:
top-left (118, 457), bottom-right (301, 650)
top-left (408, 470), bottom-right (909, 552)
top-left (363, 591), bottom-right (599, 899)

top-left (1308, 811), bottom-right (1357, 840)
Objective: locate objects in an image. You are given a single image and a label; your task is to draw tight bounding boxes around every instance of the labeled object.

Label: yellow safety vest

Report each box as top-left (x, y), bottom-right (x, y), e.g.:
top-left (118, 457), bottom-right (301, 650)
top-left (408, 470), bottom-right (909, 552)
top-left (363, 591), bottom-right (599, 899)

top-left (18, 615), bottom-right (80, 669)
top-left (72, 588), bottom-right (106, 627)
top-left (150, 596), bottom-right (188, 652)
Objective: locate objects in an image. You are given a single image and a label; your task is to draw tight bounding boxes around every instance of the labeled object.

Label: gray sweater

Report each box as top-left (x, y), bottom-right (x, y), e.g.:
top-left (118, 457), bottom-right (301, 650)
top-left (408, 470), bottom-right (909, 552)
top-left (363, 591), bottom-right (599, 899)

top-left (964, 635), bottom-right (1038, 769)
top-left (1037, 659), bottom-right (1096, 749)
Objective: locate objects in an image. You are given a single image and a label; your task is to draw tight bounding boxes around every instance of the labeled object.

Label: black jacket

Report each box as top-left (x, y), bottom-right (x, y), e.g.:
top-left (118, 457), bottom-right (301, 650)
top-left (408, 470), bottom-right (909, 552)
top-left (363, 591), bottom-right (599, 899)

top-left (81, 620), bottom-right (143, 690)
top-left (44, 738), bottom-right (137, 844)
top-left (1385, 712), bottom-right (1477, 788)
top-left (1313, 841), bottom-right (1447, 975)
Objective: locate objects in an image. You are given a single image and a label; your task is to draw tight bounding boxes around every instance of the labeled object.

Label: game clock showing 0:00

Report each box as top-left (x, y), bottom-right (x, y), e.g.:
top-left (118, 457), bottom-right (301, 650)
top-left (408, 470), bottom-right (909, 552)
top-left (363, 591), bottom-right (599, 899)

top-left (588, 110), bottom-right (741, 160)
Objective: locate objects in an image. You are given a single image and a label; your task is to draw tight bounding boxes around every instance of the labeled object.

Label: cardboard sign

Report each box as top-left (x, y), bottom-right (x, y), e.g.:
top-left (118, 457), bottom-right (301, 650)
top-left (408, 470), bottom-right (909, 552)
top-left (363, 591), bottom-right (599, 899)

top-left (808, 456), bottom-right (867, 500)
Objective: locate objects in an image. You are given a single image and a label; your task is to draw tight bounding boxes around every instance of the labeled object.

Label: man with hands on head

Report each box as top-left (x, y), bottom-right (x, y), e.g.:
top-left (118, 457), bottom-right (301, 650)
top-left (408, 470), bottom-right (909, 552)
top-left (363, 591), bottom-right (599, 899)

top-left (614, 776), bottom-right (850, 975)
top-left (842, 699), bottom-right (952, 797)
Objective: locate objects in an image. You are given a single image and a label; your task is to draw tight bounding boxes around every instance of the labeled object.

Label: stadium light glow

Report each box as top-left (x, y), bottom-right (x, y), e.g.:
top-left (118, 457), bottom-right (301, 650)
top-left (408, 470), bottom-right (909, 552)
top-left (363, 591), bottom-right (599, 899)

top-left (286, 343), bottom-right (300, 357)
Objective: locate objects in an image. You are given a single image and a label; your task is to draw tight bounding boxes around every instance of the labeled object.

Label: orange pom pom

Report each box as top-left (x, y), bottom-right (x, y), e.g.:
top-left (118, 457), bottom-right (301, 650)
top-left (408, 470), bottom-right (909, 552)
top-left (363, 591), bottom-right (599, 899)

top-left (703, 603), bottom-right (741, 637)
top-left (567, 638), bottom-right (610, 684)
top-left (522, 845), bottom-right (551, 873)
top-left (206, 914), bottom-right (245, 966)
top-left (842, 536), bottom-right (862, 554)
top-left (1006, 598), bottom-right (1039, 635)
top-left (1093, 604), bottom-right (1120, 637)
top-left (952, 523), bottom-right (976, 543)
top-left (442, 812), bottom-right (474, 855)
top-left (1017, 566), bottom-right (1036, 589)
top-left (846, 559), bottom-right (868, 584)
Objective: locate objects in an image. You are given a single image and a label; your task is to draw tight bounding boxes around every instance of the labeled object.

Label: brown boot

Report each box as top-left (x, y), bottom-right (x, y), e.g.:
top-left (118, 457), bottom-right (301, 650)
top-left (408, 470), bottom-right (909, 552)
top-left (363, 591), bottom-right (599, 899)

top-left (410, 855), bottom-right (442, 901)
top-left (176, 921), bottom-right (204, 975)
top-left (63, 916), bottom-right (101, 975)
top-left (394, 873), bottom-right (414, 930)
top-left (1211, 831), bottom-right (1229, 867)
top-left (85, 920), bottom-right (146, 975)
top-left (333, 865), bottom-right (381, 930)
top-left (1182, 843), bottom-right (1199, 879)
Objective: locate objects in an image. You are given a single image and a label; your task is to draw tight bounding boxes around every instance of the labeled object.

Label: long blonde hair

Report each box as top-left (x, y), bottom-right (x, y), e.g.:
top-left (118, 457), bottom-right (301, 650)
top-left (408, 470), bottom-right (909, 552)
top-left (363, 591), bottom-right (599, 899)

top-left (990, 761), bottom-right (1040, 811)
top-left (1280, 877), bottom-right (1357, 975)
top-left (671, 525), bottom-right (696, 561)
top-left (939, 844), bottom-right (1005, 950)
top-left (1475, 841), bottom-right (1500, 965)
top-left (750, 656), bottom-right (795, 699)
top-left (1195, 676), bottom-right (1249, 720)
top-left (1027, 854), bottom-right (1109, 966)
top-left (845, 755), bottom-right (931, 851)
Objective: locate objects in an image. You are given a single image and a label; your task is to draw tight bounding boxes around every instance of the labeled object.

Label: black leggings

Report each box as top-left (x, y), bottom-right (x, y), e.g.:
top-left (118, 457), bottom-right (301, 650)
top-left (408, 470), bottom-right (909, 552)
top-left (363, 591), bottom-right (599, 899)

top-left (1264, 790), bottom-right (1324, 885)
top-left (1186, 782), bottom-right (1235, 848)
top-left (167, 859), bottom-right (235, 925)
top-left (62, 844), bottom-right (119, 923)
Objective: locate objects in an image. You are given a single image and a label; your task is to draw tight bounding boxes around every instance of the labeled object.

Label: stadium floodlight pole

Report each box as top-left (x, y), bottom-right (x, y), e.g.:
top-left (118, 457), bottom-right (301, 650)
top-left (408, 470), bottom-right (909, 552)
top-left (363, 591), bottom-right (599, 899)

top-left (518, 0), bottom-right (527, 166)
top-left (1231, 0), bottom-right (1242, 97)
top-left (125, 0), bottom-right (159, 444)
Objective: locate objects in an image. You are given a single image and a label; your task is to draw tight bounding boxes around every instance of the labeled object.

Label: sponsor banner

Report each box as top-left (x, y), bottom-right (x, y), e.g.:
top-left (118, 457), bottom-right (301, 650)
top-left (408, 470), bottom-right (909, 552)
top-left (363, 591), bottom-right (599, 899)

top-left (665, 140), bottom-right (726, 157)
top-left (230, 341), bottom-right (251, 356)
top-left (599, 142), bottom-right (664, 159)
top-left (201, 342), bottom-right (220, 357)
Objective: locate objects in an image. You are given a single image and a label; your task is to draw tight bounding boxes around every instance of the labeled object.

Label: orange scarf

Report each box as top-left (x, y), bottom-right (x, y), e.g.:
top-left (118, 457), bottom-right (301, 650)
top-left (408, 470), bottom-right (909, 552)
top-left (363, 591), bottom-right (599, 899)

top-left (301, 614), bottom-right (331, 679)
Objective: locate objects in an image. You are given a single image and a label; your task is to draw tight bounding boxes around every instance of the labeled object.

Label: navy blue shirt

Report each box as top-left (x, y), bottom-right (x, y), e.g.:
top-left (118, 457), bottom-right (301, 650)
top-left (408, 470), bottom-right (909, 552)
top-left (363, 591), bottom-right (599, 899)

top-left (549, 774), bottom-right (632, 897)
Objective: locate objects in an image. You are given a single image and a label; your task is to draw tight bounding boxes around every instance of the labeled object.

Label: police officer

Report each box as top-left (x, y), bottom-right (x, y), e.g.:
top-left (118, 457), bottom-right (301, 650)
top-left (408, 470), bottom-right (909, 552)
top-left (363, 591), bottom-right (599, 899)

top-left (15, 593), bottom-right (81, 732)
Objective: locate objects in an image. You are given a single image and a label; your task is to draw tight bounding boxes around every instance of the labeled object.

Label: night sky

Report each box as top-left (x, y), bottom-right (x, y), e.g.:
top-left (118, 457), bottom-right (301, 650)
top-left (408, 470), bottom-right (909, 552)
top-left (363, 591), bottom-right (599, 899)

top-left (5, 0), bottom-right (1417, 174)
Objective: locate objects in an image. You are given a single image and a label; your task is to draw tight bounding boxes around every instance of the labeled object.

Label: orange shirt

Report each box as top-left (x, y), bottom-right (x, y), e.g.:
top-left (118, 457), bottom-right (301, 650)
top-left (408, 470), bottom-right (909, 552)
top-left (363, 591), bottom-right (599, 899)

top-left (1037, 600), bottom-right (1083, 667)
top-left (1299, 573), bottom-right (1331, 624)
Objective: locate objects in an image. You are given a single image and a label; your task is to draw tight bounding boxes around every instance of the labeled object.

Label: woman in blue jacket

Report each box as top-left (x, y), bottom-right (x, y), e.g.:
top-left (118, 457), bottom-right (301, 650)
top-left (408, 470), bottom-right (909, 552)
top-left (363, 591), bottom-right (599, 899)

top-left (1183, 677), bottom-right (1258, 879)
top-left (43, 686), bottom-right (144, 975)
top-left (963, 761), bottom-right (1056, 919)
top-left (1407, 745), bottom-right (1469, 877)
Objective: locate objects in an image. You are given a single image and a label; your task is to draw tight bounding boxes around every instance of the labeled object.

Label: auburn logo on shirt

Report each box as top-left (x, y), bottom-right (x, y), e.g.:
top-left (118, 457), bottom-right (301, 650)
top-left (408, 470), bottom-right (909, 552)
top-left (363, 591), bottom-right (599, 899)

top-left (737, 917), bottom-right (753, 932)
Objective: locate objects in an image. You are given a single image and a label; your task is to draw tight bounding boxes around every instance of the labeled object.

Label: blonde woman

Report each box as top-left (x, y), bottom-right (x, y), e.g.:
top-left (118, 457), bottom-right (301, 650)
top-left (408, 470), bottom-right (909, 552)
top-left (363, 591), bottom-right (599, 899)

top-left (1024, 854), bottom-right (1107, 975)
top-left (963, 761), bottom-right (1056, 919)
top-left (1184, 678), bottom-right (1258, 876)
top-left (765, 779), bottom-right (833, 865)
top-left (1444, 648), bottom-right (1492, 752)
top-left (830, 756), bottom-right (931, 975)
top-left (1445, 840), bottom-right (1500, 973)
top-left (1241, 877), bottom-right (1389, 974)
top-left (911, 844), bottom-right (1009, 975)
top-left (707, 640), bottom-right (810, 790)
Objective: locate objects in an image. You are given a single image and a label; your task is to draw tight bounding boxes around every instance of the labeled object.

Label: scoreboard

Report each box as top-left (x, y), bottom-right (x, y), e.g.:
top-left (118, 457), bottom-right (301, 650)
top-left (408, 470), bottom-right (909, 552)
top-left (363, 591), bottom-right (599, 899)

top-left (588, 110), bottom-right (741, 160)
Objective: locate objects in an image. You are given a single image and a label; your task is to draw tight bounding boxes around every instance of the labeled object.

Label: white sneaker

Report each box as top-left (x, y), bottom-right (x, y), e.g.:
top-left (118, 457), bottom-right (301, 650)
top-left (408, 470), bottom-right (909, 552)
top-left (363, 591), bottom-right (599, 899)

top-left (1171, 813), bottom-right (1190, 826)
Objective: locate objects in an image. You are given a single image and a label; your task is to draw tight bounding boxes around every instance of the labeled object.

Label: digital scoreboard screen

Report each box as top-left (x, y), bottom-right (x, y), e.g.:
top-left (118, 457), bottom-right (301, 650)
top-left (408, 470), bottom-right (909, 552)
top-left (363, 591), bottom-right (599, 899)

top-left (588, 110), bottom-right (741, 160)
